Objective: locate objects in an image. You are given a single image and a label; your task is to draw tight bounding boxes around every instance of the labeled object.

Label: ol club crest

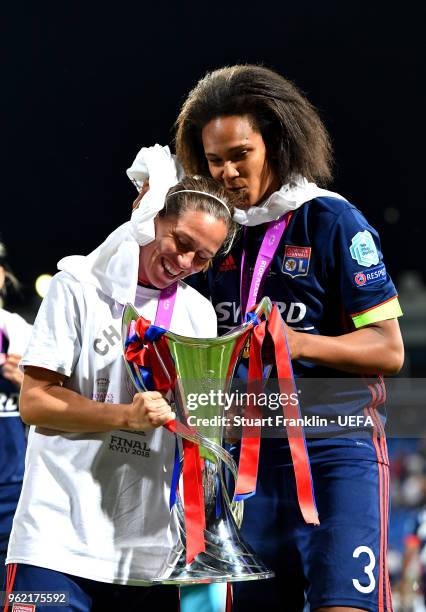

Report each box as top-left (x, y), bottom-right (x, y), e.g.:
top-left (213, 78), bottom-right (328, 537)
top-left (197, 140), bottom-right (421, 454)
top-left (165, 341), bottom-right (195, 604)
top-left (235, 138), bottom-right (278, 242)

top-left (282, 245), bottom-right (311, 278)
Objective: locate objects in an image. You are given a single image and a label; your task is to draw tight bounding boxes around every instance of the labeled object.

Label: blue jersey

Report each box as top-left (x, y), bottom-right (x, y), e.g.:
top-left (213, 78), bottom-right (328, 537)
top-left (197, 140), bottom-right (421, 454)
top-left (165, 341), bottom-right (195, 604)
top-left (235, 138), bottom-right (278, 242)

top-left (188, 196), bottom-right (402, 459)
top-left (0, 332), bottom-right (26, 552)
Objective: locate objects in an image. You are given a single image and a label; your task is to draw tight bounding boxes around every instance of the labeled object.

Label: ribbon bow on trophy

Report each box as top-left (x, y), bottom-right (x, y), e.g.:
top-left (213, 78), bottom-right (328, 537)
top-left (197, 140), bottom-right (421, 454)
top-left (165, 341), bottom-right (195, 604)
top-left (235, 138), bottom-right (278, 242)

top-left (122, 297), bottom-right (318, 586)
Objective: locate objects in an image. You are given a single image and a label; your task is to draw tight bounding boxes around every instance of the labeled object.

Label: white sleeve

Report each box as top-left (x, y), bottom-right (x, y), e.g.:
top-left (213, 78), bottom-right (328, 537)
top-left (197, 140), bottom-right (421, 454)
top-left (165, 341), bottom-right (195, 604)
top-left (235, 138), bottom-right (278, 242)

top-left (180, 283), bottom-right (218, 338)
top-left (198, 299), bottom-right (218, 338)
top-left (0, 309), bottom-right (33, 354)
top-left (21, 272), bottom-right (85, 377)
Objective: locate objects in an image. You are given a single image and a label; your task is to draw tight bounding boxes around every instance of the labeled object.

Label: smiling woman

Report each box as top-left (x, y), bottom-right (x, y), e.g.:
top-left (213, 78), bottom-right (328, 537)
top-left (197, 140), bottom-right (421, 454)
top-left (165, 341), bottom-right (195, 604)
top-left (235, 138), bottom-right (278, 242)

top-left (3, 147), bottom-right (238, 611)
top-left (138, 176), bottom-right (237, 289)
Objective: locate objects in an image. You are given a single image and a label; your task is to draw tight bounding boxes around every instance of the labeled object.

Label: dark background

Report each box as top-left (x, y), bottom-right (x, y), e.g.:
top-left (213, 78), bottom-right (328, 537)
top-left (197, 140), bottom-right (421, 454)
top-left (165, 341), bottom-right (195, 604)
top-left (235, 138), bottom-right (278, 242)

top-left (2, 1), bottom-right (425, 311)
top-left (2, 3), bottom-right (426, 587)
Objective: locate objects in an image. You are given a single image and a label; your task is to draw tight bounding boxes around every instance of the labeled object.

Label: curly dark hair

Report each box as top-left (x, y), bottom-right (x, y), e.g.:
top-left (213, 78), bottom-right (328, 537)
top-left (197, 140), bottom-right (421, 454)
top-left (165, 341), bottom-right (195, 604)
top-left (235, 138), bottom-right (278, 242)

top-left (175, 64), bottom-right (333, 186)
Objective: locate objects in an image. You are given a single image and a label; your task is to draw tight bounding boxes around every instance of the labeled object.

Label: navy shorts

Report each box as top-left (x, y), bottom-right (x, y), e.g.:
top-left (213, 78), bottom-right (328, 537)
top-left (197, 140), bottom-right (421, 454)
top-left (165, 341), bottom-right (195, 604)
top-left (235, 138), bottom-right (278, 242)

top-left (231, 440), bottom-right (392, 612)
top-left (3, 563), bottom-right (179, 611)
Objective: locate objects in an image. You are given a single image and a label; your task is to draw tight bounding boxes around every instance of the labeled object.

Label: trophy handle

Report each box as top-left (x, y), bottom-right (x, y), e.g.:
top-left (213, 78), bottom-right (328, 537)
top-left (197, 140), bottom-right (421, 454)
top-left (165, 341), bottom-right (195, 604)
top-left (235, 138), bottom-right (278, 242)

top-left (254, 296), bottom-right (273, 319)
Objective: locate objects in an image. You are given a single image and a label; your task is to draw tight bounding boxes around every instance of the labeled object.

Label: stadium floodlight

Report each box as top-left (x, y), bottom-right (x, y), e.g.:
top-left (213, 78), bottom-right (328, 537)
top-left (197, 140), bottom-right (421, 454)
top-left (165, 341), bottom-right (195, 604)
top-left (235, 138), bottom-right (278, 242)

top-left (35, 274), bottom-right (52, 298)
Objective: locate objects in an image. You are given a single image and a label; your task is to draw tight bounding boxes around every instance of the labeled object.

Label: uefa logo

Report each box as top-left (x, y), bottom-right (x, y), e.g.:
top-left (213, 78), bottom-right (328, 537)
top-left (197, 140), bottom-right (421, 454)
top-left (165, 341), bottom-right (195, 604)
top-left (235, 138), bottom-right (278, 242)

top-left (354, 272), bottom-right (367, 286)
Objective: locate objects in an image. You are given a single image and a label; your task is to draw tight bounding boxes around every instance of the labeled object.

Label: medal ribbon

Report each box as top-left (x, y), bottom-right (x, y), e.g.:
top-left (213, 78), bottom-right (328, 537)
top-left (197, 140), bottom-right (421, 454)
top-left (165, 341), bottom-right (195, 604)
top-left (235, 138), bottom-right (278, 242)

top-left (154, 282), bottom-right (178, 328)
top-left (240, 213), bottom-right (292, 319)
top-left (234, 320), bottom-right (265, 500)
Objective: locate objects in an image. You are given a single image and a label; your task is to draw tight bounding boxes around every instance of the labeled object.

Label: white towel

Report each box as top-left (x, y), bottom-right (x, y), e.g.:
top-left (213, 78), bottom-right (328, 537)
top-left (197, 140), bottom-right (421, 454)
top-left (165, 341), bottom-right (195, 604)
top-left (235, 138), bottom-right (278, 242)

top-left (232, 176), bottom-right (347, 226)
top-left (58, 145), bottom-right (180, 305)
top-left (128, 147), bottom-right (346, 226)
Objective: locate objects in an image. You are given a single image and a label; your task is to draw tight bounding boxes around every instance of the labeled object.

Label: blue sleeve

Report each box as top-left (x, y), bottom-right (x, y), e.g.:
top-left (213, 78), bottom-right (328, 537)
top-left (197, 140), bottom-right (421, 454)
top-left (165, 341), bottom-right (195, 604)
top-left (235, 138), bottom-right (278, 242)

top-left (326, 205), bottom-right (399, 320)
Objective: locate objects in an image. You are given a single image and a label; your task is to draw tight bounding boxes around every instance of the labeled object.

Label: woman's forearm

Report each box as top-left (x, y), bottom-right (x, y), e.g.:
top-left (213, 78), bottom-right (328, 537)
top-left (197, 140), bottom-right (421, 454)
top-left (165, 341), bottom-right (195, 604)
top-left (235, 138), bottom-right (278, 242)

top-left (21, 380), bottom-right (126, 432)
top-left (20, 367), bottom-right (174, 433)
top-left (289, 319), bottom-right (404, 375)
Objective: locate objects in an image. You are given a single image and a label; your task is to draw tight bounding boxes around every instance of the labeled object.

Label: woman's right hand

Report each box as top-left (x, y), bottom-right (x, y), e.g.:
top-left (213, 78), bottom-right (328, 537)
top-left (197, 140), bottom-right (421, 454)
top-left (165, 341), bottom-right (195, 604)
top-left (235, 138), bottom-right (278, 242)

top-left (124, 390), bottom-right (175, 431)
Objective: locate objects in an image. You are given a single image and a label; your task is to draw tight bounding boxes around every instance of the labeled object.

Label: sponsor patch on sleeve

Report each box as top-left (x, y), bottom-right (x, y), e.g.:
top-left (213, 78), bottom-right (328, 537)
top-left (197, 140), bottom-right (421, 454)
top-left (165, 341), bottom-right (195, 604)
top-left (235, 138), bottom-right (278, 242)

top-left (353, 263), bottom-right (387, 287)
top-left (349, 230), bottom-right (379, 267)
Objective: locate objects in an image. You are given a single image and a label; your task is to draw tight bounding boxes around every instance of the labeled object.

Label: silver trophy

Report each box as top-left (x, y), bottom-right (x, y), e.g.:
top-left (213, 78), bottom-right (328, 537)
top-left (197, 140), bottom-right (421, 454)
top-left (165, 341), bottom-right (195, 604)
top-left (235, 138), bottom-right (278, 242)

top-left (121, 297), bottom-right (274, 585)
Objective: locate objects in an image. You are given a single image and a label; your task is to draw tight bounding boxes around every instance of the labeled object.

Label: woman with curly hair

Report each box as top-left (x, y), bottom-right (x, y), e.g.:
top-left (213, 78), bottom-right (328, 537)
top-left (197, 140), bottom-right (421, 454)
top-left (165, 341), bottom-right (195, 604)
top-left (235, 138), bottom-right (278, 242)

top-left (175, 64), bottom-right (404, 612)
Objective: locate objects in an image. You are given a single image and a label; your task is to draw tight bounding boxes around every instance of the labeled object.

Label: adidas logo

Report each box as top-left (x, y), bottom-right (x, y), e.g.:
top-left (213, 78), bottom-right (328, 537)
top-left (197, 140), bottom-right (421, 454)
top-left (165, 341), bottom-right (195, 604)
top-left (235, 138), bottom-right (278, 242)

top-left (219, 254), bottom-right (238, 271)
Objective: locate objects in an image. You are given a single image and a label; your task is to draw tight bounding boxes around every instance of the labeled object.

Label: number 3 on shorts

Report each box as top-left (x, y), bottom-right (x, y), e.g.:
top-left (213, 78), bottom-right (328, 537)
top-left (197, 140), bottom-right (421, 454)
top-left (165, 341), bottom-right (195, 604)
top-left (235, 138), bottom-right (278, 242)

top-left (352, 546), bottom-right (376, 594)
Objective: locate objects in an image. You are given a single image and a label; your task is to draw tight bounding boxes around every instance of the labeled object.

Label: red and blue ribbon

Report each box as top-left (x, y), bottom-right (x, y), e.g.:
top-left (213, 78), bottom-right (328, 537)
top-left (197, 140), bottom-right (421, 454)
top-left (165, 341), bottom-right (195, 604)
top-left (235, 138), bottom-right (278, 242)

top-left (234, 304), bottom-right (319, 525)
top-left (125, 317), bottom-right (207, 563)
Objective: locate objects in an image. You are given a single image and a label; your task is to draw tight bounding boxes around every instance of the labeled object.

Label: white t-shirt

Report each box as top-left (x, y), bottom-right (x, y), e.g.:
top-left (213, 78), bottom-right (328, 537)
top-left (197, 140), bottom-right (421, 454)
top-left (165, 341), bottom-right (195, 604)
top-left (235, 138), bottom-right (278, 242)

top-left (0, 308), bottom-right (32, 355)
top-left (7, 271), bottom-right (217, 584)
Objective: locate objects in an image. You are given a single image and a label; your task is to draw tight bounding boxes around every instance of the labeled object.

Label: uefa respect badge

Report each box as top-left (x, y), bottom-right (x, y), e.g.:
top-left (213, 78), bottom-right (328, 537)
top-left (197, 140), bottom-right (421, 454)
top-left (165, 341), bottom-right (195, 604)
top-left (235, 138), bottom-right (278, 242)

top-left (349, 230), bottom-right (379, 267)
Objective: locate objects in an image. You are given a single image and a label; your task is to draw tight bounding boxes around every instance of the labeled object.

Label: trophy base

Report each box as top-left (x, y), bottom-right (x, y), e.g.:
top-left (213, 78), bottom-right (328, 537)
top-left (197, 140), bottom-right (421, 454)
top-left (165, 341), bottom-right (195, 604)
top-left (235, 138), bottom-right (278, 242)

top-left (152, 502), bottom-right (275, 585)
top-left (152, 549), bottom-right (274, 585)
top-left (154, 571), bottom-right (274, 585)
